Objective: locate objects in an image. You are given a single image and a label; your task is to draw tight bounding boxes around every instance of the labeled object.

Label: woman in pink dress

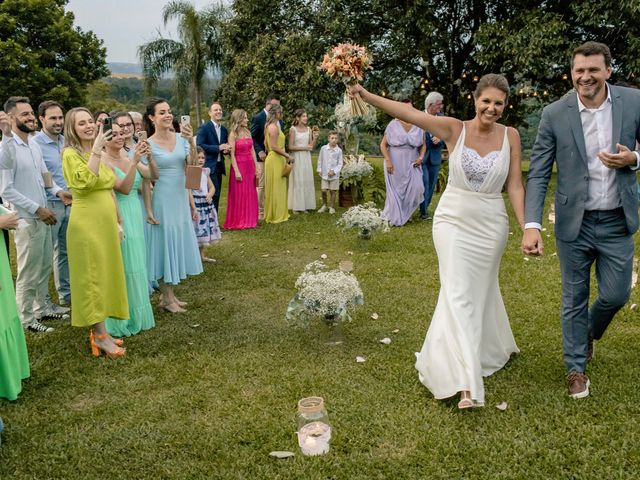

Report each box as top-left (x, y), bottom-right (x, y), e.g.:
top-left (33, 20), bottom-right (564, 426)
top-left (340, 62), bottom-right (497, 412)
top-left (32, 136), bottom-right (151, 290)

top-left (224, 109), bottom-right (259, 229)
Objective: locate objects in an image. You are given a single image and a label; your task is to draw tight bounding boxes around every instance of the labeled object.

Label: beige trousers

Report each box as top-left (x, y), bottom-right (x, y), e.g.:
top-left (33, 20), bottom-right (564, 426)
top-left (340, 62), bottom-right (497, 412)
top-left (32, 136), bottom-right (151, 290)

top-left (14, 218), bottom-right (53, 326)
top-left (256, 161), bottom-right (265, 220)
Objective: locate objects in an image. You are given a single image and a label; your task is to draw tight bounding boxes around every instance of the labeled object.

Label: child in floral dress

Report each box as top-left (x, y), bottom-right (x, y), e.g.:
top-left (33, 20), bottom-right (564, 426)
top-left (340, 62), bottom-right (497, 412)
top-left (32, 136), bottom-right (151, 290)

top-left (190, 147), bottom-right (221, 262)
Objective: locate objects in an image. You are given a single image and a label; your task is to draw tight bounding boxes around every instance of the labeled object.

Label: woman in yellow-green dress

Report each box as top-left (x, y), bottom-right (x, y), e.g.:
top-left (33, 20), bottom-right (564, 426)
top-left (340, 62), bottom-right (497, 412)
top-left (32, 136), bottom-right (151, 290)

top-left (264, 104), bottom-right (292, 224)
top-left (62, 108), bottom-right (128, 359)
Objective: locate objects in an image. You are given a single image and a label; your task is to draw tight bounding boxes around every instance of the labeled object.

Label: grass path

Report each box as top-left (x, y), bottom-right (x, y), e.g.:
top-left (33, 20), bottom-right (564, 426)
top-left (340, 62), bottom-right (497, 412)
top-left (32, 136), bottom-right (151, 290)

top-left (1, 174), bottom-right (640, 479)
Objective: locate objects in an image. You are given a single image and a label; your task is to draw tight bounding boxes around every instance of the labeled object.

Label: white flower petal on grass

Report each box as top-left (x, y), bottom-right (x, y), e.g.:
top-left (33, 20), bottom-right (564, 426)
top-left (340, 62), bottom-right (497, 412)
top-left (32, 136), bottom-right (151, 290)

top-left (371, 313), bottom-right (379, 320)
top-left (632, 271), bottom-right (638, 289)
top-left (347, 251), bottom-right (354, 256)
top-left (392, 329), bottom-right (400, 333)
top-left (630, 303), bottom-right (638, 311)
top-left (269, 451), bottom-right (295, 459)
top-left (356, 356), bottom-right (366, 363)
top-left (551, 252), bottom-right (557, 257)
top-left (320, 254), bottom-right (328, 259)
top-left (380, 337), bottom-right (392, 345)
top-left (286, 250), bottom-right (291, 254)
top-left (191, 324), bottom-right (200, 328)
top-left (261, 254), bottom-right (269, 257)
top-left (509, 232), bottom-right (513, 235)
top-left (523, 257), bottom-right (530, 262)
top-left (496, 402), bottom-right (508, 411)
top-left (542, 228), bottom-right (547, 232)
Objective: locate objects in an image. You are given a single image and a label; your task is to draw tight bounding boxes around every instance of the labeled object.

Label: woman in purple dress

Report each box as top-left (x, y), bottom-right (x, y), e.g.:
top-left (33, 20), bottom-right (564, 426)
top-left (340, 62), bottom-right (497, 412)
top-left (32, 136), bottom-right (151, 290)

top-left (224, 109), bottom-right (259, 229)
top-left (380, 107), bottom-right (426, 226)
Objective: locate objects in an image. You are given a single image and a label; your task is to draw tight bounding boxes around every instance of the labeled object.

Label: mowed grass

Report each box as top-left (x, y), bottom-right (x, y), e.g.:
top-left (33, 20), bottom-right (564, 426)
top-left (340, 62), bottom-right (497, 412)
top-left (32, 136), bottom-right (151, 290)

top-left (1, 168), bottom-right (640, 480)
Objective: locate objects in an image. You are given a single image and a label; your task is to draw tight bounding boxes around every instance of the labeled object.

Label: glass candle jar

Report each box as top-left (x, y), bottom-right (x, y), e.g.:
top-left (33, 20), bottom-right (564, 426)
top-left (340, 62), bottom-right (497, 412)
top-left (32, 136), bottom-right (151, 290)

top-left (296, 396), bottom-right (331, 456)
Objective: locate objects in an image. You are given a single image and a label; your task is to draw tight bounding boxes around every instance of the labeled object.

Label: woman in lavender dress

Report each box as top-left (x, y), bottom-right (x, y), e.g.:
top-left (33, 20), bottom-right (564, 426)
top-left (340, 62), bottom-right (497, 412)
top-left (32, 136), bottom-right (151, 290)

top-left (380, 107), bottom-right (426, 226)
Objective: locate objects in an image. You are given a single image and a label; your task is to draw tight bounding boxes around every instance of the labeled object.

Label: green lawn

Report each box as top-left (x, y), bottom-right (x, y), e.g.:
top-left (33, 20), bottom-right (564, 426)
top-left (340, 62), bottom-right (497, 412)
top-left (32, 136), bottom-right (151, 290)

top-left (1, 173), bottom-right (640, 479)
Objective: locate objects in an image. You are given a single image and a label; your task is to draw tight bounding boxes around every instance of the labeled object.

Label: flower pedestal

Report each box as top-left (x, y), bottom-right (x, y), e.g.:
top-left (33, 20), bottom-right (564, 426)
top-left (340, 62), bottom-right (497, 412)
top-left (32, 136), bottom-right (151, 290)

top-left (338, 185), bottom-right (354, 208)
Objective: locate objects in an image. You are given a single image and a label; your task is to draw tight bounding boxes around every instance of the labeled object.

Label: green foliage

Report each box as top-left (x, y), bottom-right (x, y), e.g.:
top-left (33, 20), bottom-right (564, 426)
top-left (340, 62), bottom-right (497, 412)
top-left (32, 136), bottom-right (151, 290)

top-left (84, 81), bottom-right (126, 115)
top-left (138, 1), bottom-right (227, 124)
top-left (0, 0), bottom-right (108, 109)
top-left (361, 163), bottom-right (386, 207)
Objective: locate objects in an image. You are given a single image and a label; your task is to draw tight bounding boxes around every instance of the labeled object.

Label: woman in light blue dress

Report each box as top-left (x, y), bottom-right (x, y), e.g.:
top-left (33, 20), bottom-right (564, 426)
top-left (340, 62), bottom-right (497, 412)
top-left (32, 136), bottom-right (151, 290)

top-left (143, 98), bottom-right (202, 313)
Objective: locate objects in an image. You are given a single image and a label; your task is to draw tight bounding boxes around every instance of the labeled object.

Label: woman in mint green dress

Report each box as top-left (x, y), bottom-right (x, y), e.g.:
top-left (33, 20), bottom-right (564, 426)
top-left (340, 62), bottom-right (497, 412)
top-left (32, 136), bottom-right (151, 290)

top-left (0, 212), bottom-right (29, 400)
top-left (103, 121), bottom-right (158, 337)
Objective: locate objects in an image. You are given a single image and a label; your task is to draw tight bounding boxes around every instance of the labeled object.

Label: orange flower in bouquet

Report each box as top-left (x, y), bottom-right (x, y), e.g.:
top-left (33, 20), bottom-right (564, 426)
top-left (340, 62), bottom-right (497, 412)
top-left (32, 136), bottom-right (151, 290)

top-left (320, 43), bottom-right (372, 117)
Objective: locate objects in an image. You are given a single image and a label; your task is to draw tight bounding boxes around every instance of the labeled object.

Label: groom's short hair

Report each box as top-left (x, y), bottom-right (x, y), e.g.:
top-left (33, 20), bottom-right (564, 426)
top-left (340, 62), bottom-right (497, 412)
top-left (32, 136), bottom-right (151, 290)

top-left (572, 41), bottom-right (612, 68)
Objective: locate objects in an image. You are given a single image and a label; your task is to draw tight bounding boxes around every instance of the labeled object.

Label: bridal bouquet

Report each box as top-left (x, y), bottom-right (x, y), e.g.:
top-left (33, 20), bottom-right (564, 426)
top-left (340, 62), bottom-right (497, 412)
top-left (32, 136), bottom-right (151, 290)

top-left (320, 43), bottom-right (372, 117)
top-left (286, 261), bottom-right (364, 327)
top-left (337, 202), bottom-right (388, 239)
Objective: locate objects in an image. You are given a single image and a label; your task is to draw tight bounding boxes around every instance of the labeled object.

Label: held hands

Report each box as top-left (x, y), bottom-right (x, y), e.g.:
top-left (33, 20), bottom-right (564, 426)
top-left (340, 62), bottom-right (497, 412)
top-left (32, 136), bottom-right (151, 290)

top-left (180, 123), bottom-right (194, 140)
top-left (133, 140), bottom-right (150, 164)
top-left (0, 111), bottom-right (11, 137)
top-left (258, 151), bottom-right (266, 161)
top-left (346, 83), bottom-right (366, 99)
top-left (328, 169), bottom-right (335, 178)
top-left (36, 207), bottom-right (57, 225)
top-left (413, 157), bottom-right (422, 168)
top-left (93, 124), bottom-right (112, 154)
top-left (57, 191), bottom-right (73, 206)
top-left (522, 228), bottom-right (544, 256)
top-left (0, 211), bottom-right (19, 230)
top-left (598, 144), bottom-right (637, 169)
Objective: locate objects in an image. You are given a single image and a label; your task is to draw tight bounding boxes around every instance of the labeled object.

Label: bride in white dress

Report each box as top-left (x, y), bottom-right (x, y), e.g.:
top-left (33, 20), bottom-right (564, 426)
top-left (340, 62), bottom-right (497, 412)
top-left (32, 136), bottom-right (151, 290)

top-left (348, 75), bottom-right (524, 409)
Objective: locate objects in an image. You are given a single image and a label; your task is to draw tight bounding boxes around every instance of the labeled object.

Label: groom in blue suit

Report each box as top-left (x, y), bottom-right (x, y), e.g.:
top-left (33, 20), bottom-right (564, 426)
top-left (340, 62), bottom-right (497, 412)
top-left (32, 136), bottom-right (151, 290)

top-left (197, 102), bottom-right (229, 211)
top-left (523, 42), bottom-right (640, 399)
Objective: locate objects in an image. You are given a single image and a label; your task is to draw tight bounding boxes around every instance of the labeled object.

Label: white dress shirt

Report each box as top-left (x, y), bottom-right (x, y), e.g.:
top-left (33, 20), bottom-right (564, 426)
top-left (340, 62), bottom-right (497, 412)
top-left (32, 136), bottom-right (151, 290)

top-left (0, 133), bottom-right (61, 219)
top-left (317, 144), bottom-right (343, 180)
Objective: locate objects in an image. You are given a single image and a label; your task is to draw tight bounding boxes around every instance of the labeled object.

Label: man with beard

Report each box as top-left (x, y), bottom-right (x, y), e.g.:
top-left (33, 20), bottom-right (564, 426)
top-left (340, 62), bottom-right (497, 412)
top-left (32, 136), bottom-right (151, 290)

top-left (34, 101), bottom-right (72, 311)
top-left (0, 97), bottom-right (64, 333)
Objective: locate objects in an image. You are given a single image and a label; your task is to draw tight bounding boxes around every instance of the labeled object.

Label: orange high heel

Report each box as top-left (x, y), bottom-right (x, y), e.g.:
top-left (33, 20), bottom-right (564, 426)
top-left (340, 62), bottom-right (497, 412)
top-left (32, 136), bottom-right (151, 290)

top-left (89, 331), bottom-right (126, 358)
top-left (89, 331), bottom-right (124, 348)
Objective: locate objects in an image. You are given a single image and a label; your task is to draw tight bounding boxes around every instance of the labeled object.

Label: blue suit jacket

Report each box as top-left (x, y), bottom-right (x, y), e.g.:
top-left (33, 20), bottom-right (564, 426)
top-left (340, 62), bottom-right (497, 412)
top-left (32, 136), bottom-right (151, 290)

top-left (251, 110), bottom-right (285, 158)
top-left (197, 121), bottom-right (228, 175)
top-left (423, 113), bottom-right (444, 166)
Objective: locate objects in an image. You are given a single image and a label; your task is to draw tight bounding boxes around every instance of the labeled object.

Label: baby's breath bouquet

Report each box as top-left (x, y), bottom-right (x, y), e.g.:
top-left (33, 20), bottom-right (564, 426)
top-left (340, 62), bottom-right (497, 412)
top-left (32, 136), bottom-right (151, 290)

top-left (337, 202), bottom-right (388, 239)
top-left (341, 154), bottom-right (373, 184)
top-left (286, 261), bottom-right (364, 327)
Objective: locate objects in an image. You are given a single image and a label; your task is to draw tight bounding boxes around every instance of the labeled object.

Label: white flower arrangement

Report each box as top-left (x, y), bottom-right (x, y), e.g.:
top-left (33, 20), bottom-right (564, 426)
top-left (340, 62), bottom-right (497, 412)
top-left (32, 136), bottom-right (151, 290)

top-left (286, 261), bottom-right (364, 326)
top-left (337, 202), bottom-right (389, 239)
top-left (340, 154), bottom-right (374, 182)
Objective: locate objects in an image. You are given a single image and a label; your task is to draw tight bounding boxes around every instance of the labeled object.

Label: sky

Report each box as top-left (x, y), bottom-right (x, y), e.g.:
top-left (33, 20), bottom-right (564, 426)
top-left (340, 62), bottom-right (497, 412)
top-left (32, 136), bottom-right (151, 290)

top-left (66, 0), bottom-right (217, 63)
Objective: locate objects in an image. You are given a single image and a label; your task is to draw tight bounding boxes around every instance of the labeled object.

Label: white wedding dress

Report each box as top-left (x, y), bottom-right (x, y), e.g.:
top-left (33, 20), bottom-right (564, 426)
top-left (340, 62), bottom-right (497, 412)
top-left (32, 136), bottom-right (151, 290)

top-left (414, 124), bottom-right (519, 406)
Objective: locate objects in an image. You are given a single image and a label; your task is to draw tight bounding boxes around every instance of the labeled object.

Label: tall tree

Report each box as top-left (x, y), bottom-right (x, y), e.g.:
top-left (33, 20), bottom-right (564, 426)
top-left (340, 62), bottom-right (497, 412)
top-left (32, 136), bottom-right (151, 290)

top-left (138, 0), bottom-right (226, 125)
top-left (0, 0), bottom-right (108, 109)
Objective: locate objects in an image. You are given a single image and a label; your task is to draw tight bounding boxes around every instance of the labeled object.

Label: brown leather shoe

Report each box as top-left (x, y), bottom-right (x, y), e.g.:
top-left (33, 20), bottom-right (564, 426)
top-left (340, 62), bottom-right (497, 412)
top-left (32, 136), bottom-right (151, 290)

top-left (567, 372), bottom-right (590, 399)
top-left (587, 336), bottom-right (594, 362)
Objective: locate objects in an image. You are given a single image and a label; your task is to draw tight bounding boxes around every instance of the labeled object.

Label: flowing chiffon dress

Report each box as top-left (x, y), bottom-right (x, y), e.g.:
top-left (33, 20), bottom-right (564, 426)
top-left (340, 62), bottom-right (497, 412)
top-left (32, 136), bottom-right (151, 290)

top-left (63, 149), bottom-right (128, 327)
top-left (224, 137), bottom-right (259, 229)
top-left (0, 238), bottom-right (29, 400)
top-left (146, 135), bottom-right (203, 285)
top-left (381, 120), bottom-right (425, 226)
top-left (414, 124), bottom-right (519, 406)
top-left (106, 168), bottom-right (155, 337)
top-left (264, 129), bottom-right (289, 224)
top-left (288, 128), bottom-right (316, 211)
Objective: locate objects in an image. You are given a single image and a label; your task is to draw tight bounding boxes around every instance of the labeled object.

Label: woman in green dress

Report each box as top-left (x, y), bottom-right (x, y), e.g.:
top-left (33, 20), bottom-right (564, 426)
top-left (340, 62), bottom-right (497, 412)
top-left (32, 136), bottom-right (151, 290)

top-left (264, 104), bottom-right (292, 224)
top-left (0, 211), bottom-right (29, 400)
top-left (103, 120), bottom-right (158, 337)
top-left (62, 108), bottom-right (128, 358)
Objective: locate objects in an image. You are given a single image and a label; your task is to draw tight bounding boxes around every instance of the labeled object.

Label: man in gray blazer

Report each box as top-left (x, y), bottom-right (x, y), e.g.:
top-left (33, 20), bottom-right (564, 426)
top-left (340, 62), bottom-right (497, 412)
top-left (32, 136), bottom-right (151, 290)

top-left (523, 42), bottom-right (640, 399)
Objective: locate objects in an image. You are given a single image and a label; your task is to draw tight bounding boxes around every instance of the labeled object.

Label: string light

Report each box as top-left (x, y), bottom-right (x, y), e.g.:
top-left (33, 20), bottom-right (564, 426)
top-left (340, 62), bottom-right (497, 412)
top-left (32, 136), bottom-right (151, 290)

top-left (462, 73), bottom-right (467, 79)
top-left (472, 75), bottom-right (479, 82)
top-left (562, 73), bottom-right (568, 80)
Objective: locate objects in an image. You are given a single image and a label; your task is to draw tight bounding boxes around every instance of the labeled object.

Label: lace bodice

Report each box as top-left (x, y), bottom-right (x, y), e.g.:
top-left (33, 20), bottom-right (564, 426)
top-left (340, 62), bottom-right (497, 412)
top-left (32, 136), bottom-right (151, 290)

top-left (460, 147), bottom-right (501, 192)
top-left (447, 124), bottom-right (510, 194)
top-left (292, 128), bottom-right (310, 147)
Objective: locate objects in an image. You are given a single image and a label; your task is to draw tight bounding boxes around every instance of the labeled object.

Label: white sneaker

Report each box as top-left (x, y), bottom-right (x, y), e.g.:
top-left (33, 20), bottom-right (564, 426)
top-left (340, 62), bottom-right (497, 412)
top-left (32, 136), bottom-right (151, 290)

top-left (328, 207), bottom-right (336, 214)
top-left (37, 303), bottom-right (70, 320)
top-left (26, 321), bottom-right (54, 333)
top-left (318, 205), bottom-right (328, 213)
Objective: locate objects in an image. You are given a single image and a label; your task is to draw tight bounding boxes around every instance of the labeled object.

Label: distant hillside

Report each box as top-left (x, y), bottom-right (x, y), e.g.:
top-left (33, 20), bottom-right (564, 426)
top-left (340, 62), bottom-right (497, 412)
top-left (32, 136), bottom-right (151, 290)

top-left (107, 62), bottom-right (143, 77)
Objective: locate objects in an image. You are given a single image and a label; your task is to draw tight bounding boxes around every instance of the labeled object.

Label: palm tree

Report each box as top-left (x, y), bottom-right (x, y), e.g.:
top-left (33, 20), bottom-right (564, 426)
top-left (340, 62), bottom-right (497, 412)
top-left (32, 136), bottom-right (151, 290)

top-left (138, 1), bottom-right (226, 125)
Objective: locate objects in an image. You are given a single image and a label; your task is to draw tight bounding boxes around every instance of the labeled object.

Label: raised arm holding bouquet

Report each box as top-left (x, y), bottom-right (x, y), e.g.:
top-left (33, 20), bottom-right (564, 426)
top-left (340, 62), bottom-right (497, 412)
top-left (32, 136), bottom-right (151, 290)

top-left (348, 77), bottom-right (525, 410)
top-left (321, 44), bottom-right (372, 117)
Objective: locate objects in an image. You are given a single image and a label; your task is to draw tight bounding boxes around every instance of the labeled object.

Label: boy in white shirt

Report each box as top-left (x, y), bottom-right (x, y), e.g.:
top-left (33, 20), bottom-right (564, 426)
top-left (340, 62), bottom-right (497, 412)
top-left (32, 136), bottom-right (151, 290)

top-left (316, 131), bottom-right (343, 214)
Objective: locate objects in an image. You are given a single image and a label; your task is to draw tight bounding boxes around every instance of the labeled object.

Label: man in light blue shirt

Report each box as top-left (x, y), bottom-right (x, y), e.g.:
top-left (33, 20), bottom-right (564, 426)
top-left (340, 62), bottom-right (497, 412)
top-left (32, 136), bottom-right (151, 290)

top-left (34, 101), bottom-right (72, 306)
top-left (0, 97), bottom-right (68, 333)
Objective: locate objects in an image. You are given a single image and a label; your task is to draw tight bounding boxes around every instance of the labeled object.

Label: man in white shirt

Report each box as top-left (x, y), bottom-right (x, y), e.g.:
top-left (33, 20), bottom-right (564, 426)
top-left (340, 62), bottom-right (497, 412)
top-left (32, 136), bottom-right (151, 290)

top-left (0, 97), bottom-right (67, 333)
top-left (523, 42), bottom-right (640, 399)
